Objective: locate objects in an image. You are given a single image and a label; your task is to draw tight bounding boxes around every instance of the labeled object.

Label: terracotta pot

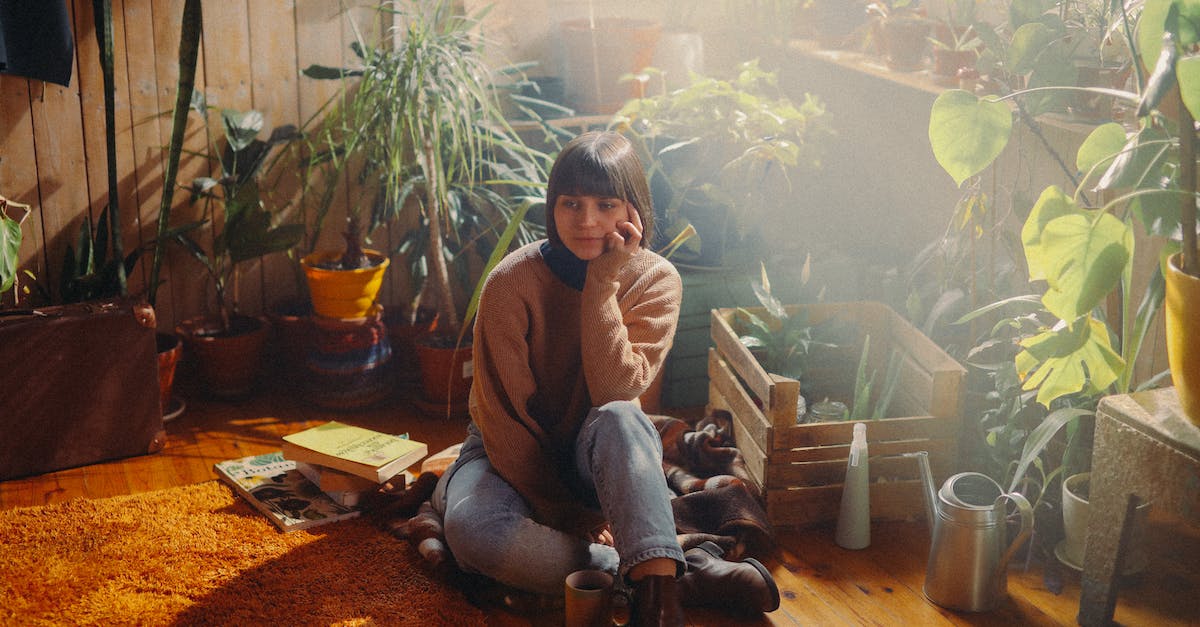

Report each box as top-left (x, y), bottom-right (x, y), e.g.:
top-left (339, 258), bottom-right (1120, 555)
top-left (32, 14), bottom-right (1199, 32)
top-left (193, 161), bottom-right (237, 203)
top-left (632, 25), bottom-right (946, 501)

top-left (559, 18), bottom-right (661, 114)
top-left (882, 15), bottom-right (931, 72)
top-left (810, 0), bottom-right (868, 50)
top-left (384, 306), bottom-right (436, 387)
top-left (155, 332), bottom-right (183, 419)
top-left (414, 336), bottom-right (473, 415)
top-left (176, 315), bottom-right (271, 400)
top-left (1069, 62), bottom-right (1130, 122)
top-left (305, 304), bottom-right (393, 410)
top-left (266, 297), bottom-right (314, 384)
top-left (651, 30), bottom-right (705, 91)
top-left (300, 250), bottom-right (389, 319)
top-left (931, 48), bottom-right (977, 84)
top-left (1165, 253), bottom-right (1200, 424)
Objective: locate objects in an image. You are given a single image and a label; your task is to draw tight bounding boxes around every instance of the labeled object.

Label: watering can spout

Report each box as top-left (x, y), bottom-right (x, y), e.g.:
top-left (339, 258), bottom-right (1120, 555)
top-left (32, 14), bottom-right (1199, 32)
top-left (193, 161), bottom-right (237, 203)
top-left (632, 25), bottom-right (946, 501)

top-left (903, 451), bottom-right (937, 531)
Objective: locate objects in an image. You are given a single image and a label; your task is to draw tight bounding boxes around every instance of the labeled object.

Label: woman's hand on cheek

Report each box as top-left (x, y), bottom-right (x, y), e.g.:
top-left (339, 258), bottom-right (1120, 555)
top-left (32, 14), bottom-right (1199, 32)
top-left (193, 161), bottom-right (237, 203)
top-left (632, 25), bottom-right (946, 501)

top-left (603, 202), bottom-right (643, 255)
top-left (592, 202), bottom-right (642, 282)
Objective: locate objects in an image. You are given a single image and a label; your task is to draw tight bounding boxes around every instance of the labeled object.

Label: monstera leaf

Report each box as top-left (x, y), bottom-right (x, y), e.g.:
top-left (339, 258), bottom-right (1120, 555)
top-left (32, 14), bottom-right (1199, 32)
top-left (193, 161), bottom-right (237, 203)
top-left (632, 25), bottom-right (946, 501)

top-left (1016, 317), bottom-right (1125, 406)
top-left (930, 90), bottom-right (1012, 187)
top-left (1022, 187), bottom-right (1133, 322)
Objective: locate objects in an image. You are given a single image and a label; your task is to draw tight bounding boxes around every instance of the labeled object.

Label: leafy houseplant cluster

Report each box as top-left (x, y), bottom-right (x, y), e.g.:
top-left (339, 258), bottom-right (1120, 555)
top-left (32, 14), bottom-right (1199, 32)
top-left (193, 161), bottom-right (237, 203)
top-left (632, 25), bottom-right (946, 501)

top-left (173, 108), bottom-right (305, 336)
top-left (296, 0), bottom-right (554, 413)
top-left (301, 0), bottom-right (549, 336)
top-left (170, 106), bottom-right (305, 400)
top-left (614, 60), bottom-right (829, 267)
top-left (730, 262), bottom-right (905, 422)
top-left (928, 0), bottom-right (1200, 557)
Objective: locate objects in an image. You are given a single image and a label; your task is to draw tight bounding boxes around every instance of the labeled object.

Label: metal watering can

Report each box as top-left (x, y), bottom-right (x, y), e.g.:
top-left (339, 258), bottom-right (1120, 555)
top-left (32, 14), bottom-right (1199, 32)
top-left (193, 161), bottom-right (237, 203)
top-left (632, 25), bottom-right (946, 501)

top-left (905, 451), bottom-right (1033, 612)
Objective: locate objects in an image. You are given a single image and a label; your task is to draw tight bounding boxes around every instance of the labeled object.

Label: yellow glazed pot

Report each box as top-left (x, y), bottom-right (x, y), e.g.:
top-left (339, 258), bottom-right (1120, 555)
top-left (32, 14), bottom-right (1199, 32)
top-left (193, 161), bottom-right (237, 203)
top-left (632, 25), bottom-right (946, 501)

top-left (301, 250), bottom-right (389, 319)
top-left (1165, 252), bottom-right (1200, 424)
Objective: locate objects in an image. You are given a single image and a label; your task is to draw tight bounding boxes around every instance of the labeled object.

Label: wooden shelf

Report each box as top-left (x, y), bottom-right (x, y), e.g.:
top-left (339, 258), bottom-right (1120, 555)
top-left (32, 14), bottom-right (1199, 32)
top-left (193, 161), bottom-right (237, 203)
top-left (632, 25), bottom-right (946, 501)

top-left (507, 114), bottom-right (613, 133)
top-left (785, 38), bottom-right (1106, 137)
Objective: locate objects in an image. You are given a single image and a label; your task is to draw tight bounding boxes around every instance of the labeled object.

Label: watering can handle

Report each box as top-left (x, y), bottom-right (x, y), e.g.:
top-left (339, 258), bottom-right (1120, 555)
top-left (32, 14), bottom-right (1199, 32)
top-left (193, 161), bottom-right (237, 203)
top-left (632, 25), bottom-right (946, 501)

top-left (996, 491), bottom-right (1034, 571)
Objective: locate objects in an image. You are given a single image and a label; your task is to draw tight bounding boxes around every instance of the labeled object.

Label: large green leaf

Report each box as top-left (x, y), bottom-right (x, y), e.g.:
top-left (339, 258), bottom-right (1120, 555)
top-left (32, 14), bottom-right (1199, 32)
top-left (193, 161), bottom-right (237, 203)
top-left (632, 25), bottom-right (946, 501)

top-left (1138, 0), bottom-right (1200, 73)
top-left (1177, 55), bottom-right (1200, 119)
top-left (1008, 22), bottom-right (1057, 75)
top-left (1038, 211), bottom-right (1133, 321)
top-left (1075, 123), bottom-right (1127, 184)
top-left (929, 90), bottom-right (1013, 187)
top-left (1016, 317), bottom-right (1125, 406)
top-left (1008, 406), bottom-right (1093, 492)
top-left (1009, 0), bottom-right (1057, 29)
top-left (1021, 186), bottom-right (1077, 282)
top-left (1095, 126), bottom-right (1171, 192)
top-left (1130, 177), bottom-right (1183, 236)
top-left (221, 109), bottom-right (263, 153)
top-left (0, 213), bottom-right (21, 292)
top-left (225, 204), bottom-right (304, 263)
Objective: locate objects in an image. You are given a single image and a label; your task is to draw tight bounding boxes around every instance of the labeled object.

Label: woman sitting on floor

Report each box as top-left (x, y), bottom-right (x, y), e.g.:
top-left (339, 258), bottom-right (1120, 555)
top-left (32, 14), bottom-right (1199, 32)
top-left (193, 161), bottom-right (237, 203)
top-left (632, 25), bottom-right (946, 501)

top-left (428, 131), bottom-right (780, 625)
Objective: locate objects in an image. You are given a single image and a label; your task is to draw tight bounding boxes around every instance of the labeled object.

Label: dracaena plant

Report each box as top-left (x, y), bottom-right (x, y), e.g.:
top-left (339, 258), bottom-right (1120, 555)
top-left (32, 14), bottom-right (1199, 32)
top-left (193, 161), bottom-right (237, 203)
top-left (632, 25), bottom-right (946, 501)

top-left (301, 0), bottom-right (549, 334)
top-left (928, 0), bottom-right (1198, 410)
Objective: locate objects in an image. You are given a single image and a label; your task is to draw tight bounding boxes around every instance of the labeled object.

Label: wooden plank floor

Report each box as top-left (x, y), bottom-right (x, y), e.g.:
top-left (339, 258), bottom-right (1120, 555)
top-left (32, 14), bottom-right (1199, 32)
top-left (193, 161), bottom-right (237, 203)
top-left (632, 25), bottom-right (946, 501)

top-left (2, 375), bottom-right (1197, 626)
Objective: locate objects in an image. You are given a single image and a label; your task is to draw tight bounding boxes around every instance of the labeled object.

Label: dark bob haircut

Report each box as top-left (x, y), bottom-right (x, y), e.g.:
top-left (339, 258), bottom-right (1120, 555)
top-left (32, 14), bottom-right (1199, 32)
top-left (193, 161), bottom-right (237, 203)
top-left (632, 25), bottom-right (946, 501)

top-left (544, 131), bottom-right (654, 249)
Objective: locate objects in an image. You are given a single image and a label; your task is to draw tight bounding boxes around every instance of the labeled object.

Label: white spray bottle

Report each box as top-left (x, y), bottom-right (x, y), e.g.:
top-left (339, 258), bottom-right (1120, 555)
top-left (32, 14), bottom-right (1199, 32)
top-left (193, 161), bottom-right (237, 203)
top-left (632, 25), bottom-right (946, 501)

top-left (836, 422), bottom-right (870, 549)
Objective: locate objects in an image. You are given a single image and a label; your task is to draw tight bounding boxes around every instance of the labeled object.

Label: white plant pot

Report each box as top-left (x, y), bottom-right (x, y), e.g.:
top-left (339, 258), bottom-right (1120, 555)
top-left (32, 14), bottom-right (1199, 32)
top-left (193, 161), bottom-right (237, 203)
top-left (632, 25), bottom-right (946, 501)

top-left (1058, 472), bottom-right (1151, 575)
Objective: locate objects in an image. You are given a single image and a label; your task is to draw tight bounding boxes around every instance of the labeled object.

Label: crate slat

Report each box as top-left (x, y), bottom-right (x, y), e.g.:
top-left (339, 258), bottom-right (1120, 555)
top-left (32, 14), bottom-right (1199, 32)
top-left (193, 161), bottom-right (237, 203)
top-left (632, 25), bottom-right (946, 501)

top-left (764, 480), bottom-right (928, 527)
top-left (709, 383), bottom-right (766, 489)
top-left (710, 310), bottom-right (778, 409)
top-left (708, 348), bottom-right (773, 446)
top-left (763, 441), bottom-right (956, 487)
top-left (773, 415), bottom-right (958, 450)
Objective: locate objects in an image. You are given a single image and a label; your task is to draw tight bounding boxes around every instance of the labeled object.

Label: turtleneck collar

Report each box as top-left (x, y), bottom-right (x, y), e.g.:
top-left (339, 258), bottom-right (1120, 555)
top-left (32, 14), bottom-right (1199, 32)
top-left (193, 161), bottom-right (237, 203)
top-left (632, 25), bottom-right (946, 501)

top-left (540, 240), bottom-right (587, 291)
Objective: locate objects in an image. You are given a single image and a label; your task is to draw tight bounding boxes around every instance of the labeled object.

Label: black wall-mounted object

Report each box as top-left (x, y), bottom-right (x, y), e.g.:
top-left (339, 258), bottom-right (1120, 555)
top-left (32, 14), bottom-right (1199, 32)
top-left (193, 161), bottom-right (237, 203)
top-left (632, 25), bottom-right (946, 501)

top-left (0, 0), bottom-right (74, 87)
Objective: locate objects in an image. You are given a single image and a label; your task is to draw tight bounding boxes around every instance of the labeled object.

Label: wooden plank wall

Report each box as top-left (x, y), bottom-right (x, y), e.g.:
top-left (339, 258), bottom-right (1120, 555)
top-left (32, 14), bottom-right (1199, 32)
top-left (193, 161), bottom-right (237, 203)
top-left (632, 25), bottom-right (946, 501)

top-left (0, 0), bottom-right (379, 330)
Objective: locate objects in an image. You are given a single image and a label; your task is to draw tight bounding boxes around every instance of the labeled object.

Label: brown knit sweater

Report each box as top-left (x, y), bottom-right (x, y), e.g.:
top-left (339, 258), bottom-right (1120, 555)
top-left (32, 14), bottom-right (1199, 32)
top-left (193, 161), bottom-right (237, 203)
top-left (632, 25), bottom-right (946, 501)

top-left (468, 240), bottom-right (682, 531)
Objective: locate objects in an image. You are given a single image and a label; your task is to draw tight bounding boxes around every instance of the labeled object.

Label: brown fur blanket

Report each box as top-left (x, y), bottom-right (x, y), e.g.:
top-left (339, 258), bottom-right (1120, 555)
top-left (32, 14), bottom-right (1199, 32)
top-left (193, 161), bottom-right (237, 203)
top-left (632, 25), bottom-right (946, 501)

top-left (370, 410), bottom-right (773, 574)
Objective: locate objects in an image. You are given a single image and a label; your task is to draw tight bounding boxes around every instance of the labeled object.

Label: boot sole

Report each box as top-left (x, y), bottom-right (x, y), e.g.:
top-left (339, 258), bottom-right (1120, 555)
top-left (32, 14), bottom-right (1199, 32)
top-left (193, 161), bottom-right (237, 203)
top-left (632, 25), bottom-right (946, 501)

top-left (694, 541), bottom-right (780, 613)
top-left (742, 556), bottom-right (781, 613)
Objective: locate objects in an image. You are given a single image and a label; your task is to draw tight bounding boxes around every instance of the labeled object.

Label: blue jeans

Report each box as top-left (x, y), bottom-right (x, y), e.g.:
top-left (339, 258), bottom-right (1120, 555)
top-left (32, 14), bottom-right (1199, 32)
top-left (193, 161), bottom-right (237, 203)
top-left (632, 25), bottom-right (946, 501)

top-left (430, 400), bottom-right (685, 595)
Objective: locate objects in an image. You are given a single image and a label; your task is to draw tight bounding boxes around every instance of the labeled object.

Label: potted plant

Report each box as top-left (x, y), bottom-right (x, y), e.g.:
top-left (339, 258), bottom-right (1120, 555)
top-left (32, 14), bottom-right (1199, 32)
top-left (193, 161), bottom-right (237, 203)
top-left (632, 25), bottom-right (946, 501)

top-left (732, 262), bottom-right (844, 417)
top-left (614, 60), bottom-right (829, 268)
top-left (806, 0), bottom-right (870, 50)
top-left (171, 107), bottom-right (305, 400)
top-left (867, 0), bottom-right (933, 71)
top-left (927, 0), bottom-right (983, 85)
top-left (302, 0), bottom-right (550, 412)
top-left (926, 0), bottom-right (1200, 573)
top-left (931, 0), bottom-right (1200, 421)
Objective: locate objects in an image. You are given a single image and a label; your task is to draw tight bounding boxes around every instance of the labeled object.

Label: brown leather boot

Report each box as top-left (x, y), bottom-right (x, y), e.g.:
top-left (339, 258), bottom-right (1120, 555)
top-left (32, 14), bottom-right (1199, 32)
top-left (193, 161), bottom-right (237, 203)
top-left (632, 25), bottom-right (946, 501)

top-left (677, 541), bottom-right (780, 615)
top-left (628, 575), bottom-right (685, 627)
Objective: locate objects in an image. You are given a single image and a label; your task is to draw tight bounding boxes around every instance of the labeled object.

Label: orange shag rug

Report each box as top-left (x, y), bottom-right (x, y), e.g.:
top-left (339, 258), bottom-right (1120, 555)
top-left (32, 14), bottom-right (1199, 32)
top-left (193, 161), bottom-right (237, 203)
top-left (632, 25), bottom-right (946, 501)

top-left (0, 481), bottom-right (486, 626)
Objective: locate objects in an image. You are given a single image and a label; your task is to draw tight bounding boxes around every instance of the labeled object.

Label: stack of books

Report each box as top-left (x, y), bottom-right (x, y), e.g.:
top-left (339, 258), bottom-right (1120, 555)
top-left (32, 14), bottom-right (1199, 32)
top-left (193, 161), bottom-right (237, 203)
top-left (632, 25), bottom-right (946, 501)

top-left (214, 421), bottom-right (428, 532)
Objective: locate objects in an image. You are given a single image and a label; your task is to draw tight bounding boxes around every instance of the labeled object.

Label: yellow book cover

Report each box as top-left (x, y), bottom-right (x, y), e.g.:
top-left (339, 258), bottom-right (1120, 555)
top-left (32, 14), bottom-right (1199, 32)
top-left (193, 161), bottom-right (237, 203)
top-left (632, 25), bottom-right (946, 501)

top-left (282, 422), bottom-right (427, 483)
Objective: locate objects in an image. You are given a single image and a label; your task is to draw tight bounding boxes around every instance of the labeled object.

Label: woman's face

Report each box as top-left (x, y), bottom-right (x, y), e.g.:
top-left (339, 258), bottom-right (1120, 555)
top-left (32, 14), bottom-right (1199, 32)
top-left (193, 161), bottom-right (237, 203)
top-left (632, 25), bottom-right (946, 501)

top-left (553, 193), bottom-right (629, 260)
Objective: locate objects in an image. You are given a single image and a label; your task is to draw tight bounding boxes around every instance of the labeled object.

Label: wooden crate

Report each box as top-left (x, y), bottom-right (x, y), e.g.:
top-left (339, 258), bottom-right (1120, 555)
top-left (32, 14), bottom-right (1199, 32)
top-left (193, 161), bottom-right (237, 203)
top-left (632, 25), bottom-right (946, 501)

top-left (708, 301), bottom-right (966, 527)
